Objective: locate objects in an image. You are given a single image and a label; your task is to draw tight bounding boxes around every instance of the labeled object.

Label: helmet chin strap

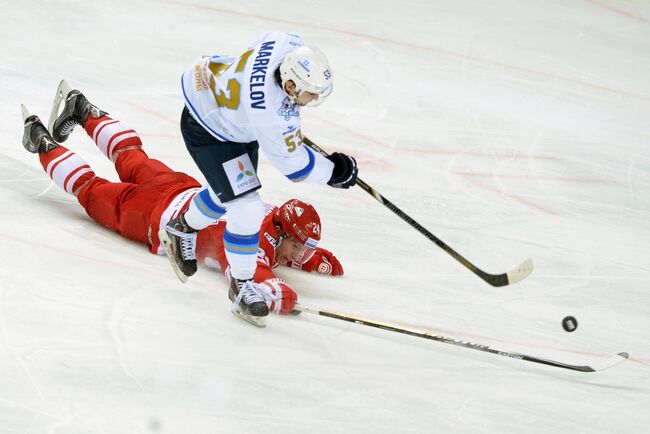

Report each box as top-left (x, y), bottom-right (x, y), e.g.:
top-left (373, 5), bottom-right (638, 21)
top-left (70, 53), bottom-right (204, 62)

top-left (274, 224), bottom-right (288, 247)
top-left (273, 224), bottom-right (286, 263)
top-left (283, 86), bottom-right (300, 105)
top-left (280, 76), bottom-right (305, 105)
top-left (286, 93), bottom-right (298, 105)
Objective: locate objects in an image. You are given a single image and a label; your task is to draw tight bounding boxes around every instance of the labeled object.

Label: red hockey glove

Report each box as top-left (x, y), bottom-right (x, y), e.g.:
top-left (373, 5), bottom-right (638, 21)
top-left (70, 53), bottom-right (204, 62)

top-left (257, 278), bottom-right (297, 315)
top-left (293, 247), bottom-right (344, 276)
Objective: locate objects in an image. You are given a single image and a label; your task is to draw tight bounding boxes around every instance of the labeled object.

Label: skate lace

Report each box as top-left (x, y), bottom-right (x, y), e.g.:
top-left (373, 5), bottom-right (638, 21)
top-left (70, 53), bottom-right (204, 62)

top-left (60, 119), bottom-right (79, 135)
top-left (232, 280), bottom-right (265, 311)
top-left (166, 226), bottom-right (197, 260)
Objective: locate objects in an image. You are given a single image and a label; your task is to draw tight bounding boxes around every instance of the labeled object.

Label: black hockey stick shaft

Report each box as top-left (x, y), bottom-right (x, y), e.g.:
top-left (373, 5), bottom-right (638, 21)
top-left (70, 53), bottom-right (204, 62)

top-left (295, 304), bottom-right (629, 373)
top-left (303, 136), bottom-right (532, 287)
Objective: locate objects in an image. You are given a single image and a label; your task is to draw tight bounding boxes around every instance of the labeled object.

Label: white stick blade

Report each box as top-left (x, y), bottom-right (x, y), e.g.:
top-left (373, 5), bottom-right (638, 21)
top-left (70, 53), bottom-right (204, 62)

top-left (507, 258), bottom-right (534, 285)
top-left (593, 352), bottom-right (629, 372)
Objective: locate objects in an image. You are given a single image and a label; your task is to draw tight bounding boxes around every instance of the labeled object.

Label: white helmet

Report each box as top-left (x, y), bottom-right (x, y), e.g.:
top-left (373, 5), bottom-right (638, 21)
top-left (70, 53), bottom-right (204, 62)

top-left (280, 46), bottom-right (333, 106)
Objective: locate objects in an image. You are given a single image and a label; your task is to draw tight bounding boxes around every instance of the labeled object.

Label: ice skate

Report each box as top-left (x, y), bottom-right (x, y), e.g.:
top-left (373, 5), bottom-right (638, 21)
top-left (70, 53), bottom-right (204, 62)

top-left (158, 213), bottom-right (198, 283)
top-left (229, 278), bottom-right (270, 327)
top-left (21, 105), bottom-right (58, 154)
top-left (49, 79), bottom-right (107, 143)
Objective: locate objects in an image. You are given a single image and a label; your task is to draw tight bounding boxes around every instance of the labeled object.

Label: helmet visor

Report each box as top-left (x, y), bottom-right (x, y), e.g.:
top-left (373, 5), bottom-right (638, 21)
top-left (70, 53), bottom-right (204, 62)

top-left (305, 83), bottom-right (333, 107)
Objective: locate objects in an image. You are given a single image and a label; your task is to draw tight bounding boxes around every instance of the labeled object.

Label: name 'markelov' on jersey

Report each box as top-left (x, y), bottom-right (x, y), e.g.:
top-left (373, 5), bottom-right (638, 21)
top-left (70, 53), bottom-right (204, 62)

top-left (181, 32), bottom-right (334, 184)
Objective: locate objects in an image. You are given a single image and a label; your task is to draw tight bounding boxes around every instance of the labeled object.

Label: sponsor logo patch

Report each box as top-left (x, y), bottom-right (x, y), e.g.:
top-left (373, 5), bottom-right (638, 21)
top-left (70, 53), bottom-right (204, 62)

top-left (283, 125), bottom-right (297, 135)
top-left (222, 154), bottom-right (261, 195)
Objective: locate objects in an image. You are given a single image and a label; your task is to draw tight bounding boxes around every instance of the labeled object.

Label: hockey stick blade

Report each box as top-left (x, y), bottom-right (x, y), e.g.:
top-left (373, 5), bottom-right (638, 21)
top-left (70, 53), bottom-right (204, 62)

top-left (506, 258), bottom-right (534, 285)
top-left (477, 257), bottom-right (534, 287)
top-left (295, 304), bottom-right (630, 373)
top-left (303, 135), bottom-right (533, 287)
top-left (589, 352), bottom-right (629, 372)
top-left (48, 79), bottom-right (72, 133)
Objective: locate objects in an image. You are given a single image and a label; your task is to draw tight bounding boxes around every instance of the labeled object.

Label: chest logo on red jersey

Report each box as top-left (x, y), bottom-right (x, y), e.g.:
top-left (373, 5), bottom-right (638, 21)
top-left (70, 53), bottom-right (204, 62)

top-left (264, 231), bottom-right (277, 247)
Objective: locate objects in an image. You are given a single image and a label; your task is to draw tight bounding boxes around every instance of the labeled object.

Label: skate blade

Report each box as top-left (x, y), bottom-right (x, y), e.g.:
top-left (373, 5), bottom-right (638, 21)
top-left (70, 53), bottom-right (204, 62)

top-left (158, 229), bottom-right (188, 283)
top-left (231, 305), bottom-right (267, 328)
top-left (48, 79), bottom-right (73, 133)
top-left (21, 104), bottom-right (31, 122)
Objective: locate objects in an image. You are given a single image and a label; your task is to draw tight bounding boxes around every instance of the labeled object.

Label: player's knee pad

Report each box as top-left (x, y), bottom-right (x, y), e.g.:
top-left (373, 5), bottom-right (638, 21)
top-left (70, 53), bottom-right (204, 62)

top-left (222, 193), bottom-right (265, 279)
top-left (224, 192), bottom-right (265, 235)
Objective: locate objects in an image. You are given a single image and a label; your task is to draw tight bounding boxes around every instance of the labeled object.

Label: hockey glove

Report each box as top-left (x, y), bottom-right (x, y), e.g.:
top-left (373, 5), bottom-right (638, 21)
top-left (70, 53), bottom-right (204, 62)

top-left (326, 152), bottom-right (358, 189)
top-left (257, 278), bottom-right (298, 315)
top-left (289, 247), bottom-right (344, 276)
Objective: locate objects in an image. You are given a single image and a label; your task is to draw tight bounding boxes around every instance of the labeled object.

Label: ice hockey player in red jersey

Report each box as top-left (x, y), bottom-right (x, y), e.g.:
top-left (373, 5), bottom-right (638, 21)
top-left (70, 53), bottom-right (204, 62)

top-left (20, 89), bottom-right (343, 325)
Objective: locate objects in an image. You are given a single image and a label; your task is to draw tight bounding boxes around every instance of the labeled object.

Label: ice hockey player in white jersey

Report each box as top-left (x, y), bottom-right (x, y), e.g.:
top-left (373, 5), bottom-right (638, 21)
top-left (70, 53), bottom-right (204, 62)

top-left (160, 32), bottom-right (358, 326)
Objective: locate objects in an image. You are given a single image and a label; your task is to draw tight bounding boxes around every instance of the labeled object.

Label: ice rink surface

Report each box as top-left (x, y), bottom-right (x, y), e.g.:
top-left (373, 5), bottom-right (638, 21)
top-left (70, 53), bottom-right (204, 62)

top-left (1, 0), bottom-right (649, 432)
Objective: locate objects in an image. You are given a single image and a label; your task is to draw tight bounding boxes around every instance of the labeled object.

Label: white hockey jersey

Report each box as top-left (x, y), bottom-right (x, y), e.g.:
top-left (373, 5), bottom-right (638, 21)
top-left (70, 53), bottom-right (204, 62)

top-left (181, 32), bottom-right (334, 184)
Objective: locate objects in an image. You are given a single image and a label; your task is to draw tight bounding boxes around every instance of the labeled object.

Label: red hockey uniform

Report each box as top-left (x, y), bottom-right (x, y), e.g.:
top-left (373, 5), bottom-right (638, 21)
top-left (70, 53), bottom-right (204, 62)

top-left (37, 115), bottom-right (343, 314)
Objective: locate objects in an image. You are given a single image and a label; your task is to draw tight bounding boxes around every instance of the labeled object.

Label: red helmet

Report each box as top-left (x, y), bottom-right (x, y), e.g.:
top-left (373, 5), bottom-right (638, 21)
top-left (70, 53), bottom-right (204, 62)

top-left (274, 199), bottom-right (321, 249)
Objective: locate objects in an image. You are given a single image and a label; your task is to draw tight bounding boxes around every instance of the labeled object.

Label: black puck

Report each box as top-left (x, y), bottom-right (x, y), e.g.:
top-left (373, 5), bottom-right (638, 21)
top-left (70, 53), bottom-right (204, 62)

top-left (562, 316), bottom-right (578, 332)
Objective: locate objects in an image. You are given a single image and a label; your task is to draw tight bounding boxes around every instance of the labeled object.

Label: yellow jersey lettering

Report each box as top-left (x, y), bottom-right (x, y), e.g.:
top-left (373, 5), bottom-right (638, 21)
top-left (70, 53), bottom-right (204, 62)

top-left (235, 49), bottom-right (254, 72)
top-left (285, 135), bottom-right (297, 152)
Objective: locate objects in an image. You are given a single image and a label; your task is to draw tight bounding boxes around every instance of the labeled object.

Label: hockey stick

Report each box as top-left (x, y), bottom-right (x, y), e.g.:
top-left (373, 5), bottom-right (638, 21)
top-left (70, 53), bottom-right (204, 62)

top-left (303, 136), bottom-right (533, 287)
top-left (294, 304), bottom-right (629, 372)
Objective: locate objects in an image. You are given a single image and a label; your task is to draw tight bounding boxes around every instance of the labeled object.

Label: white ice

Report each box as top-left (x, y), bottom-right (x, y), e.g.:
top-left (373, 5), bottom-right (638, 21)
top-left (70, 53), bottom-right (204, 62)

top-left (1, 0), bottom-right (649, 433)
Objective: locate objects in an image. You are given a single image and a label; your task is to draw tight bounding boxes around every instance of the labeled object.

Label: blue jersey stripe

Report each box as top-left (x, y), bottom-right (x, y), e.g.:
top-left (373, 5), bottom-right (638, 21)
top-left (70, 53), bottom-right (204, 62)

top-left (181, 74), bottom-right (229, 142)
top-left (224, 230), bottom-right (259, 255)
top-left (286, 146), bottom-right (315, 182)
top-left (224, 244), bottom-right (258, 255)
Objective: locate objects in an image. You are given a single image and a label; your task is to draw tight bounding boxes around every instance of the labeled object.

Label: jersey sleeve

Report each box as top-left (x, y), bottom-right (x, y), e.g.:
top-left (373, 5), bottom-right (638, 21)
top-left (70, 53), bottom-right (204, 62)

top-left (244, 32), bottom-right (334, 184)
top-left (254, 213), bottom-right (299, 315)
top-left (195, 224), bottom-right (227, 271)
top-left (252, 120), bottom-right (334, 184)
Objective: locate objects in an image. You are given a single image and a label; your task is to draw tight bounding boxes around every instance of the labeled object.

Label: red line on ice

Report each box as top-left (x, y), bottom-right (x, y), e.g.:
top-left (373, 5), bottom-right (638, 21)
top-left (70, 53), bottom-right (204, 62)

top-left (455, 171), bottom-right (621, 186)
top-left (457, 172), bottom-right (560, 215)
top-left (164, 1), bottom-right (650, 102)
top-left (588, 0), bottom-right (650, 24)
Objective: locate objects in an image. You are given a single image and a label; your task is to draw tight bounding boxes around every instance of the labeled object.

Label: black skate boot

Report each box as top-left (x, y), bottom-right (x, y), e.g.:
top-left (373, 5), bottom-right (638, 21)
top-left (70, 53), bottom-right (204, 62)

top-left (21, 105), bottom-right (58, 154)
top-left (158, 213), bottom-right (198, 283)
top-left (229, 278), bottom-right (270, 327)
top-left (50, 80), bottom-right (107, 143)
